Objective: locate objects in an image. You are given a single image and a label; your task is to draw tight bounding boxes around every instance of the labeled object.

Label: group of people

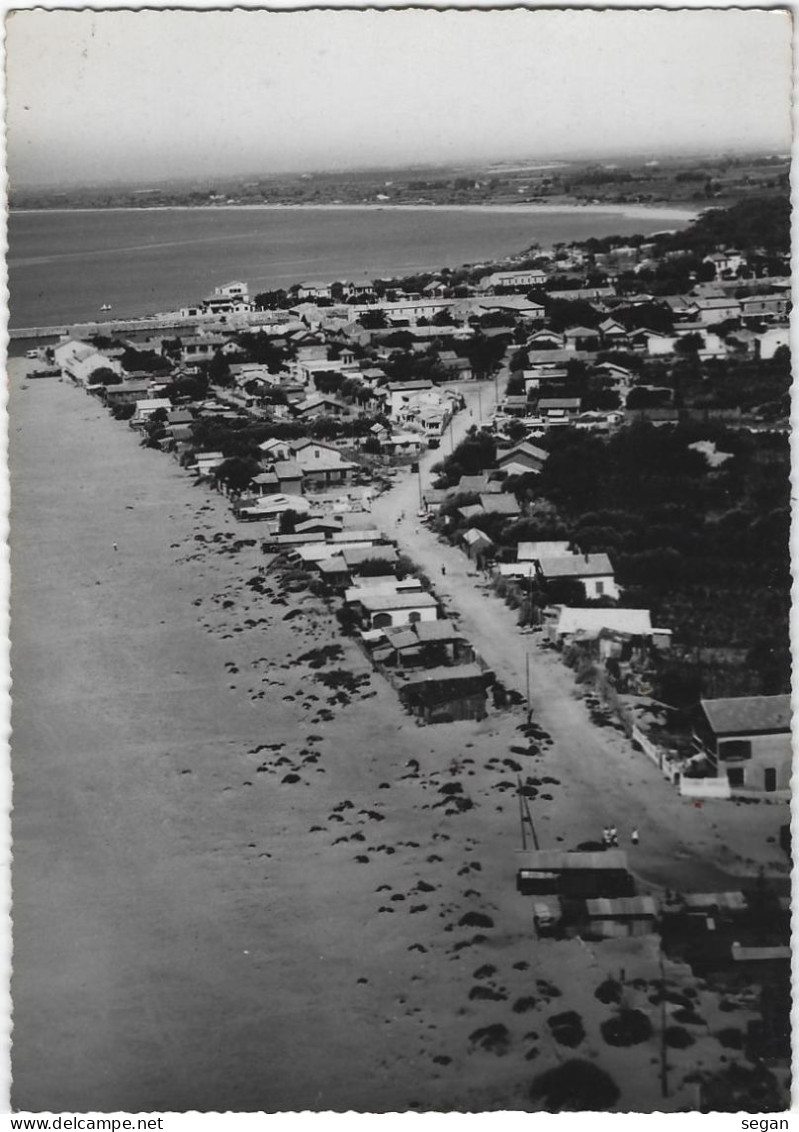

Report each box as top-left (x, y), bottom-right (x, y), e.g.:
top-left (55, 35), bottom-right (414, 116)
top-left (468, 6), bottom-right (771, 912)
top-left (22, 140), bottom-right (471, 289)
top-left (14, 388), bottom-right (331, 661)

top-left (603, 825), bottom-right (638, 848)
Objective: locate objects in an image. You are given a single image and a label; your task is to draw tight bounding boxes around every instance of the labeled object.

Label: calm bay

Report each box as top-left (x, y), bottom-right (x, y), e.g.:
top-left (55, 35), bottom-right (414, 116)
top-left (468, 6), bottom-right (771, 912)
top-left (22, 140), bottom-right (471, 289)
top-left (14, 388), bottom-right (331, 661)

top-left (7, 204), bottom-right (693, 330)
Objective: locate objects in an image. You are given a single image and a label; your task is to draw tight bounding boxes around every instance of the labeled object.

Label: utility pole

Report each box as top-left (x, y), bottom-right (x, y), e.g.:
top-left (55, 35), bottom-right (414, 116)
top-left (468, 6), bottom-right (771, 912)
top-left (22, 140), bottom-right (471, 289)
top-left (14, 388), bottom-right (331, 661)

top-left (449, 413), bottom-right (455, 453)
top-left (476, 385), bottom-right (483, 421)
top-left (518, 776), bottom-right (528, 850)
top-left (526, 652), bottom-right (532, 724)
top-left (416, 460), bottom-right (423, 509)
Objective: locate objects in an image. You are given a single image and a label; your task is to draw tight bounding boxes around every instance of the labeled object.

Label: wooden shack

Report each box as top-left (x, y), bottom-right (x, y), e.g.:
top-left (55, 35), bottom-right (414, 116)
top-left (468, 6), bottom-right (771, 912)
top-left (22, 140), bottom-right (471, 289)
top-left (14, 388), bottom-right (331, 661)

top-left (398, 664), bottom-right (490, 723)
top-left (516, 849), bottom-right (634, 898)
top-left (582, 896), bottom-right (658, 937)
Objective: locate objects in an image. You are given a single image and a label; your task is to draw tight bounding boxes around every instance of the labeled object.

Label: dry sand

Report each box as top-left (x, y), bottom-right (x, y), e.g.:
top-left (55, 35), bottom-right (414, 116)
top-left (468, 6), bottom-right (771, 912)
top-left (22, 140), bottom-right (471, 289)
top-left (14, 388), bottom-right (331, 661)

top-left (9, 362), bottom-right (787, 1113)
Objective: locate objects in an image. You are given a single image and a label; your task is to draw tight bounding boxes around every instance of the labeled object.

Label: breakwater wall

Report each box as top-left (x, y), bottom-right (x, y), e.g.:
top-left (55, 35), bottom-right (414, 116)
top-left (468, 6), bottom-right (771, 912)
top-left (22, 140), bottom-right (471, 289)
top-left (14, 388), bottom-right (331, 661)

top-left (10, 309), bottom-right (292, 340)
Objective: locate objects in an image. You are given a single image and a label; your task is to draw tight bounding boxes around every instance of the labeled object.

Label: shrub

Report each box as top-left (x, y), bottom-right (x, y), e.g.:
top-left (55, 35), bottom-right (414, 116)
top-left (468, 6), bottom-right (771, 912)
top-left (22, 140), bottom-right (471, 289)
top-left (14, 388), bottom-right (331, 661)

top-left (595, 978), bottom-right (623, 1005)
top-left (459, 911), bottom-right (494, 929)
top-left (716, 1028), bottom-right (745, 1050)
top-left (530, 1060), bottom-right (620, 1111)
top-left (547, 1011), bottom-right (586, 1048)
top-left (601, 1009), bottom-right (653, 1047)
top-left (468, 1024), bottom-right (510, 1055)
top-left (665, 1025), bottom-right (695, 1049)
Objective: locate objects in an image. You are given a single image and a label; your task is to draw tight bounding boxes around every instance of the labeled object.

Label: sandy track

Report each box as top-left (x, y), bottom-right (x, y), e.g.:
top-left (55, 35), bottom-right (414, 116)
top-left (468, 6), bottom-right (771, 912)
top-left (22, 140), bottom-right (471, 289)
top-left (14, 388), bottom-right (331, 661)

top-left (371, 385), bottom-right (788, 892)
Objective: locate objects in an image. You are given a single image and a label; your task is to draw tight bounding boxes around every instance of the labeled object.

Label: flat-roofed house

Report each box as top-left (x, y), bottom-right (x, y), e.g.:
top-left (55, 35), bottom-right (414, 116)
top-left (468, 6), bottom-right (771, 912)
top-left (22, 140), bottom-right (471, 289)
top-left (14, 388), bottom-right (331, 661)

top-left (693, 297), bottom-right (742, 325)
top-left (385, 379), bottom-right (435, 418)
top-left (131, 397), bottom-right (172, 427)
top-left (739, 294), bottom-right (790, 322)
top-left (517, 540), bottom-right (571, 561)
top-left (547, 606), bottom-right (652, 647)
top-left (698, 695), bottom-right (792, 792)
top-left (480, 268), bottom-right (547, 290)
top-left (355, 590), bottom-right (439, 630)
top-left (757, 325), bottom-right (791, 359)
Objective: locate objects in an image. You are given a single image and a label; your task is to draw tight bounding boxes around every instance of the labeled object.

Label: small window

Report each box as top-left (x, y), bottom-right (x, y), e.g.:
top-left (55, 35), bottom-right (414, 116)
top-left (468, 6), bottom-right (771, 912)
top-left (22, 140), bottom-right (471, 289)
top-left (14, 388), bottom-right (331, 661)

top-left (720, 739), bottom-right (751, 762)
top-left (595, 581), bottom-right (604, 596)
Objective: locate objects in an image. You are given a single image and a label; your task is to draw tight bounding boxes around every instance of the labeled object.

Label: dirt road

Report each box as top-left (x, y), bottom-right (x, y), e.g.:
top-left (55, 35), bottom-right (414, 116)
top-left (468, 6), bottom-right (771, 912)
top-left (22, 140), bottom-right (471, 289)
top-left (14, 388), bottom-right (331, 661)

top-left (371, 385), bottom-right (787, 893)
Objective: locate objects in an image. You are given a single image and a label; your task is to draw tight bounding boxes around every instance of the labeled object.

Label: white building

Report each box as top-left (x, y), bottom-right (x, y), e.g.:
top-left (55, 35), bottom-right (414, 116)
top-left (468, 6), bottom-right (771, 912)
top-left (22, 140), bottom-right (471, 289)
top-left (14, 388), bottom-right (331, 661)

top-left (54, 338), bottom-right (124, 386)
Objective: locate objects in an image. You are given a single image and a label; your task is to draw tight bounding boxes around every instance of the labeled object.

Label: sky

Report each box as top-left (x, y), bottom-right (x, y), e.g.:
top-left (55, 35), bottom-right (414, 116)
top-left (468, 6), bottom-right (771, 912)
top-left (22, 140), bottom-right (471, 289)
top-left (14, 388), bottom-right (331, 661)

top-left (5, 7), bottom-right (794, 188)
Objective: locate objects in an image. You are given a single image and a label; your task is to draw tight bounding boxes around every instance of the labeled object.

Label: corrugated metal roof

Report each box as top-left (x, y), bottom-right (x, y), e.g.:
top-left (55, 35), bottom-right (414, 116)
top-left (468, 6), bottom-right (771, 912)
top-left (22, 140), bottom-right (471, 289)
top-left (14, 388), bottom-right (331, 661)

top-left (401, 663), bottom-right (484, 685)
top-left (556, 608), bottom-right (652, 637)
top-left (585, 897), bottom-right (657, 917)
top-left (358, 590), bottom-right (436, 611)
top-left (517, 849), bottom-right (628, 871)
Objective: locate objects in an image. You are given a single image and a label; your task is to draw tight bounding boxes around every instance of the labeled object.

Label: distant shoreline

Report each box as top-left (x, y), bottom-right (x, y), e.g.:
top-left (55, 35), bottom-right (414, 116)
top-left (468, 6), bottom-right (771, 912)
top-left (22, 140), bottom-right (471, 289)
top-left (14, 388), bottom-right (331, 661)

top-left (11, 201), bottom-right (699, 223)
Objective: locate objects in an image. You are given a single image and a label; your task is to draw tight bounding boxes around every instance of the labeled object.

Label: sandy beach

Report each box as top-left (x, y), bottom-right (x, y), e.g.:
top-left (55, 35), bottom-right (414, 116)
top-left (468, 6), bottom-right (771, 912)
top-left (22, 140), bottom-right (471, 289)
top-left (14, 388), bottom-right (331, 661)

top-left (10, 362), bottom-right (787, 1113)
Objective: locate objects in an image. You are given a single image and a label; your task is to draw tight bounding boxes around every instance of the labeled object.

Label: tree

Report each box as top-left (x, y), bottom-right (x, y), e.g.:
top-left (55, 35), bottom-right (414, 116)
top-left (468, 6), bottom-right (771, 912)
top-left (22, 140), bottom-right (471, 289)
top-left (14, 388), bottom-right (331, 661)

top-left (215, 456), bottom-right (261, 493)
top-left (505, 372), bottom-right (525, 397)
top-left (462, 332), bottom-right (505, 378)
top-left (208, 350), bottom-right (232, 387)
top-left (359, 309), bottom-right (387, 330)
top-left (119, 347), bottom-right (171, 375)
top-left (675, 333), bottom-right (704, 357)
top-left (88, 367), bottom-right (122, 386)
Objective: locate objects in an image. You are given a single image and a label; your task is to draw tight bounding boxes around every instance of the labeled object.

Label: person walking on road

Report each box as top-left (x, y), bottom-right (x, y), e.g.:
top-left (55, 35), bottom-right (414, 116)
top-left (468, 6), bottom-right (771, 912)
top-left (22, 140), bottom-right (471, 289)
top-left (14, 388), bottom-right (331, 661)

top-left (112, 542), bottom-right (118, 552)
top-left (441, 565), bottom-right (446, 576)
top-left (631, 828), bottom-right (639, 846)
top-left (609, 826), bottom-right (618, 847)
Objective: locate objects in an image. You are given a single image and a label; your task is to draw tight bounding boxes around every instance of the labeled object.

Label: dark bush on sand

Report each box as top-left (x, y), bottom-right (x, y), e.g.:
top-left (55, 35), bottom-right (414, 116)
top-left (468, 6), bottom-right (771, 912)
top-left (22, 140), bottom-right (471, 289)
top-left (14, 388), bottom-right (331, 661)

top-left (665, 1025), bottom-right (695, 1049)
top-left (601, 1009), bottom-right (653, 1047)
top-left (530, 1060), bottom-right (620, 1111)
top-left (468, 1024), bottom-right (510, 1055)
top-left (595, 978), bottom-right (623, 1005)
top-left (547, 1011), bottom-right (585, 1048)
top-left (458, 911), bottom-right (494, 929)
top-left (716, 1027), bottom-right (745, 1049)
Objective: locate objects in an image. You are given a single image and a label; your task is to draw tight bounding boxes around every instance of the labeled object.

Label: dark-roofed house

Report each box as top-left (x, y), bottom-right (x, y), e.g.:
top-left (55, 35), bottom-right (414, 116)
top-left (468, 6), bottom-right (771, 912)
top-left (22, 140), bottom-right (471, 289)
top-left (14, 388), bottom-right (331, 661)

top-left (538, 397), bottom-right (582, 423)
top-left (448, 473), bottom-right (493, 497)
top-left (398, 664), bottom-right (490, 724)
top-left (374, 619), bottom-right (476, 670)
top-left (516, 849), bottom-right (634, 898)
top-left (536, 553), bottom-right (618, 601)
top-left (340, 545), bottom-right (398, 576)
top-left (479, 493), bottom-right (521, 517)
top-left (103, 379), bottom-right (153, 407)
top-left (251, 461), bottom-right (304, 496)
top-left (698, 695), bottom-right (792, 792)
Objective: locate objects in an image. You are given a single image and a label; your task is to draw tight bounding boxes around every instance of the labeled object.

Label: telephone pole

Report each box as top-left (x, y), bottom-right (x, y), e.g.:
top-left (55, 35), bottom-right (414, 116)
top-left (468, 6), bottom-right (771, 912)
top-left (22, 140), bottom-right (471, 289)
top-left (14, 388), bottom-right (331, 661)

top-left (526, 652), bottom-right (532, 724)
